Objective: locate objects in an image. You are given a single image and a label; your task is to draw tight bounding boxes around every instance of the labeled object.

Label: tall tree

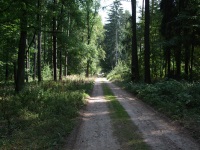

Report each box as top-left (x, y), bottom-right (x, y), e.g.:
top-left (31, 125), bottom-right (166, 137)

top-left (131, 0), bottom-right (139, 81)
top-left (15, 1), bottom-right (28, 92)
top-left (52, 0), bottom-right (57, 81)
top-left (37, 0), bottom-right (42, 82)
top-left (144, 0), bottom-right (151, 83)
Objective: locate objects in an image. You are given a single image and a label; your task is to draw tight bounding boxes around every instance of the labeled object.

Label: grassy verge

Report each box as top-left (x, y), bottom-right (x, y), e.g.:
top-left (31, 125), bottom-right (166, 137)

top-left (102, 83), bottom-right (150, 150)
top-left (0, 76), bottom-right (94, 149)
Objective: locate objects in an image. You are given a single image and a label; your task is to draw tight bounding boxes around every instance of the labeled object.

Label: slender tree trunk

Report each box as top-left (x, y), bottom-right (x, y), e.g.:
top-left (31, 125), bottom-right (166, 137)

top-left (37, 0), bottom-right (42, 82)
top-left (64, 14), bottom-right (70, 77)
top-left (5, 53), bottom-right (9, 81)
top-left (33, 48), bottom-right (37, 80)
top-left (5, 63), bottom-right (8, 81)
top-left (167, 48), bottom-right (171, 78)
top-left (131, 0), bottom-right (139, 81)
top-left (53, 0), bottom-right (57, 81)
top-left (43, 25), bottom-right (46, 64)
top-left (59, 43), bottom-right (62, 80)
top-left (142, 0), bottom-right (145, 18)
top-left (25, 42), bottom-right (29, 83)
top-left (184, 44), bottom-right (190, 78)
top-left (151, 0), bottom-right (154, 16)
top-left (13, 62), bottom-right (17, 85)
top-left (86, 8), bottom-right (90, 78)
top-left (144, 0), bottom-right (151, 83)
top-left (175, 47), bottom-right (181, 80)
top-left (15, 2), bottom-right (27, 92)
top-left (190, 44), bottom-right (194, 80)
top-left (64, 51), bottom-right (68, 76)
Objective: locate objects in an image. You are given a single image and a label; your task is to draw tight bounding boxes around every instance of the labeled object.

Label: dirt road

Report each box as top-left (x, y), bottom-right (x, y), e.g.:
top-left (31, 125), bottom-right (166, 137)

top-left (65, 78), bottom-right (200, 150)
top-left (65, 78), bottom-right (120, 150)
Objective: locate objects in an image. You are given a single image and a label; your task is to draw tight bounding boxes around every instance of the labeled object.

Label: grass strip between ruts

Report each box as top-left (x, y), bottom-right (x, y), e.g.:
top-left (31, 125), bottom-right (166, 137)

top-left (102, 83), bottom-right (150, 150)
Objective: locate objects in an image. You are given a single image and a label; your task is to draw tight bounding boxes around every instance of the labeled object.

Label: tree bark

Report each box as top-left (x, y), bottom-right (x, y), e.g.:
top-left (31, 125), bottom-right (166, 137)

top-left (15, 2), bottom-right (27, 92)
top-left (131, 0), bottom-right (139, 81)
top-left (5, 63), bottom-right (8, 81)
top-left (166, 48), bottom-right (171, 78)
top-left (175, 47), bottom-right (181, 80)
top-left (190, 44), bottom-right (194, 80)
top-left (64, 51), bottom-right (68, 76)
top-left (53, 0), bottom-right (57, 81)
top-left (37, 0), bottom-right (42, 82)
top-left (59, 45), bottom-right (62, 80)
top-left (25, 41), bottom-right (29, 83)
top-left (142, 0), bottom-right (145, 18)
top-left (184, 44), bottom-right (190, 77)
top-left (33, 40), bottom-right (37, 81)
top-left (144, 0), bottom-right (151, 83)
top-left (86, 6), bottom-right (90, 78)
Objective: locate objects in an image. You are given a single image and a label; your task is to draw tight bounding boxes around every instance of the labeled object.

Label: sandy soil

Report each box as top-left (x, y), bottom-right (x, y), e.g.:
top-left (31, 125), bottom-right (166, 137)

top-left (65, 78), bottom-right (200, 150)
top-left (105, 79), bottom-right (200, 150)
top-left (65, 78), bottom-right (120, 150)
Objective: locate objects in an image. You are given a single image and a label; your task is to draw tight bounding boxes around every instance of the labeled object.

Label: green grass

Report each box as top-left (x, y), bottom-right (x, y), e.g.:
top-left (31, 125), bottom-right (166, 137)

top-left (0, 76), bottom-right (94, 149)
top-left (102, 83), bottom-right (150, 150)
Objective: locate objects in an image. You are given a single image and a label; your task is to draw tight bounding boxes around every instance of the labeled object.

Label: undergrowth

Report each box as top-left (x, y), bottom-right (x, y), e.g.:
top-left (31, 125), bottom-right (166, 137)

top-left (102, 83), bottom-right (149, 150)
top-left (0, 76), bottom-right (94, 149)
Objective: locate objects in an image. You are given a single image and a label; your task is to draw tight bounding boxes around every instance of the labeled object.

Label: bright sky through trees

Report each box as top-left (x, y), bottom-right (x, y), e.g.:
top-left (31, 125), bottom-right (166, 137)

top-left (99, 0), bottom-right (143, 24)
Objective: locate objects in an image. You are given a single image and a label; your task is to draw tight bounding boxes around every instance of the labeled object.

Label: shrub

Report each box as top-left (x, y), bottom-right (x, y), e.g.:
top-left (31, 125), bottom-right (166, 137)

top-left (0, 77), bottom-right (94, 149)
top-left (107, 61), bottom-right (131, 82)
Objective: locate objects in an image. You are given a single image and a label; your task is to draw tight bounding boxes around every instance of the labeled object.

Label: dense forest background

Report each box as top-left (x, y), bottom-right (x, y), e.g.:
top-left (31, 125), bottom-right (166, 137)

top-left (1, 0), bottom-right (200, 87)
top-left (104, 0), bottom-right (200, 83)
top-left (0, 0), bottom-right (104, 91)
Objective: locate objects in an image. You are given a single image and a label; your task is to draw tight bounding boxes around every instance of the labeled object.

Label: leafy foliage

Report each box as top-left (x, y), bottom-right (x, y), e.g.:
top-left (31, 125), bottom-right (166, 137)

top-left (107, 61), bottom-right (130, 82)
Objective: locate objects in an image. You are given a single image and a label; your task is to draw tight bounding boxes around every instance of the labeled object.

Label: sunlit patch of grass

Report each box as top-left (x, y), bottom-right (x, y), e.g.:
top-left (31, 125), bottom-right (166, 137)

top-left (102, 84), bottom-right (150, 150)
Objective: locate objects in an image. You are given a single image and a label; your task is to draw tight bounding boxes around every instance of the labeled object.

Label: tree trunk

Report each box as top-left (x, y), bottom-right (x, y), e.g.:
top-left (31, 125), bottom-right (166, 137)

top-left (144, 0), bottom-right (151, 83)
top-left (142, 0), bottom-right (145, 18)
top-left (184, 44), bottom-right (190, 78)
top-left (86, 60), bottom-right (90, 78)
top-left (86, 6), bottom-right (90, 78)
top-left (25, 42), bottom-right (29, 83)
top-left (167, 48), bottom-right (171, 78)
top-left (37, 0), bottom-right (42, 82)
top-left (64, 13), bottom-right (70, 77)
top-left (15, 2), bottom-right (27, 92)
top-left (13, 62), bottom-right (17, 85)
top-left (59, 46), bottom-right (62, 80)
top-left (5, 53), bottom-right (9, 81)
top-left (131, 0), bottom-right (139, 81)
top-left (5, 63), bottom-right (8, 81)
top-left (64, 51), bottom-right (68, 77)
top-left (53, 0), bottom-right (57, 81)
top-left (43, 25), bottom-right (46, 64)
top-left (190, 44), bottom-right (194, 80)
top-left (33, 40), bottom-right (37, 81)
top-left (175, 47), bottom-right (181, 80)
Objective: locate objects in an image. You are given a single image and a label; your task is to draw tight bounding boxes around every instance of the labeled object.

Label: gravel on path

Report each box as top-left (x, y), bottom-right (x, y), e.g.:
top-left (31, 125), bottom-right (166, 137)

top-left (106, 79), bottom-right (200, 150)
top-left (65, 78), bottom-right (120, 150)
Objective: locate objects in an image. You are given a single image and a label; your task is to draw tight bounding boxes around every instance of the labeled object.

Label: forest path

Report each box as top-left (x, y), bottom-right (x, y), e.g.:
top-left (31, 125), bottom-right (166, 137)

top-left (65, 78), bottom-right (200, 150)
top-left (106, 79), bottom-right (200, 150)
top-left (65, 78), bottom-right (120, 150)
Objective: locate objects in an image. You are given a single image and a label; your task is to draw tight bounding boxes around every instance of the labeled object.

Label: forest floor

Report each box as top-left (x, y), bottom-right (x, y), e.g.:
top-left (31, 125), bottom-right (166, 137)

top-left (64, 78), bottom-right (200, 150)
